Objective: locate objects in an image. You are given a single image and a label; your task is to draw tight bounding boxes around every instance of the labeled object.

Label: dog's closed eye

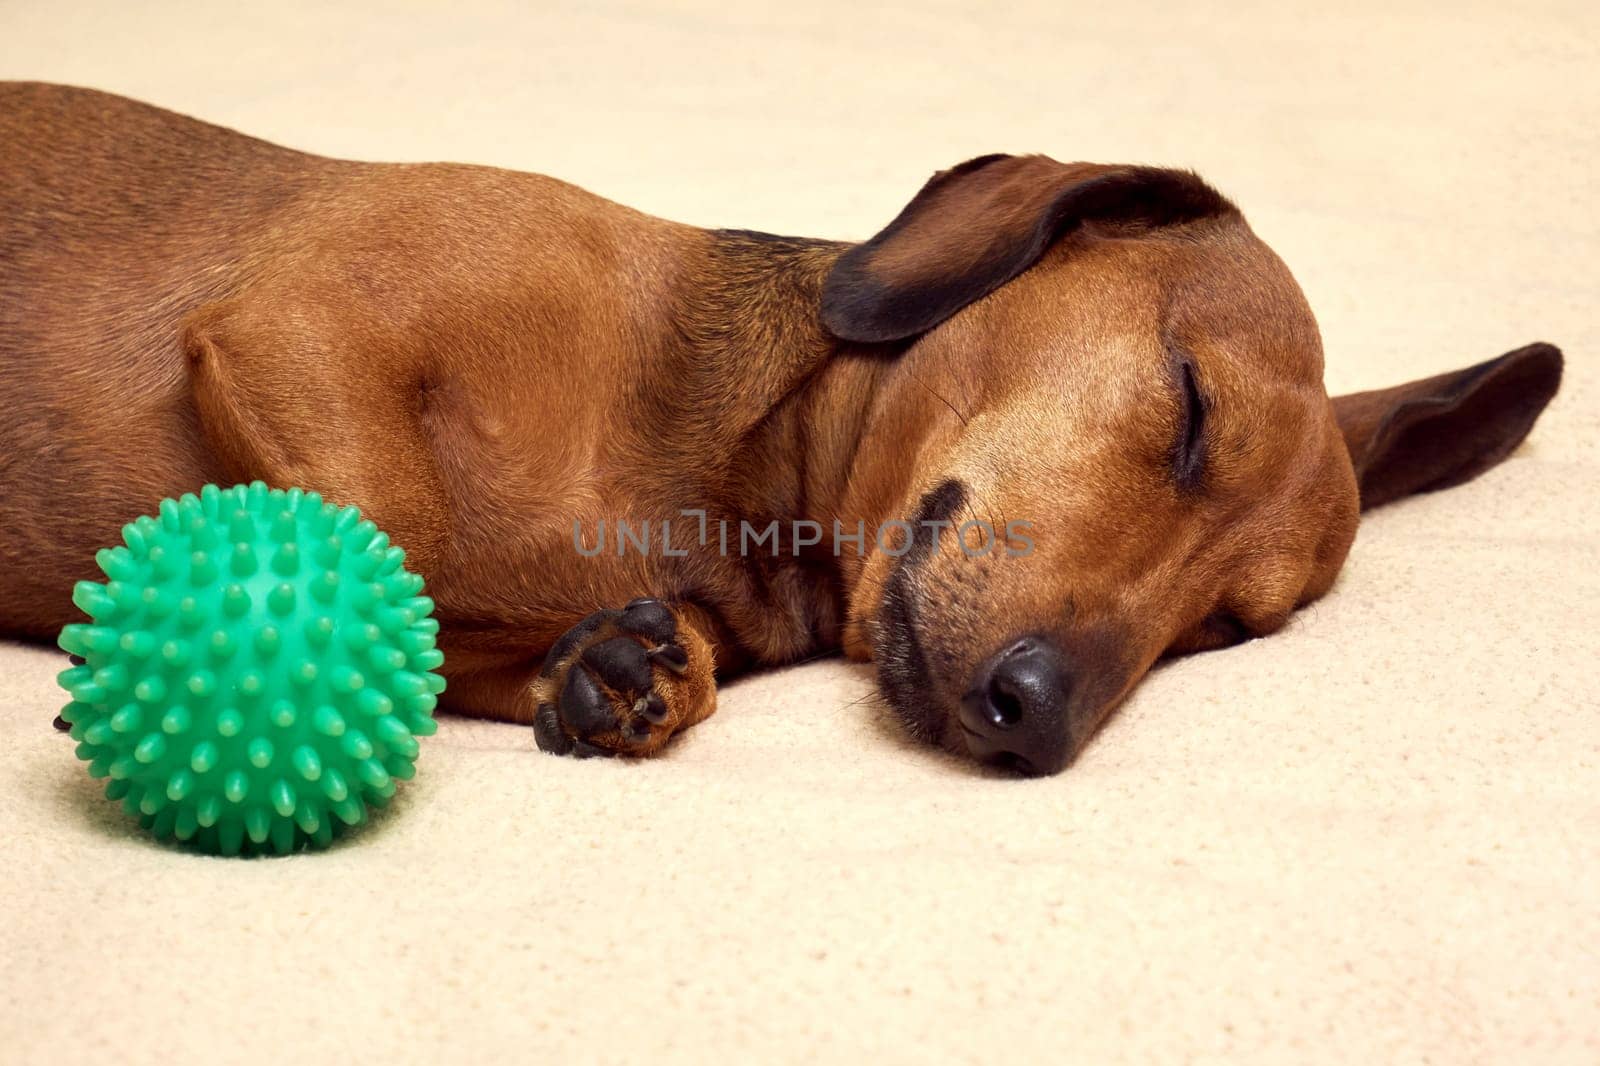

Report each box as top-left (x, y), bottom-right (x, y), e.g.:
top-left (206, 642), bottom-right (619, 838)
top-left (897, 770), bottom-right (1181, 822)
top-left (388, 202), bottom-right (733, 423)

top-left (1172, 358), bottom-right (1208, 489)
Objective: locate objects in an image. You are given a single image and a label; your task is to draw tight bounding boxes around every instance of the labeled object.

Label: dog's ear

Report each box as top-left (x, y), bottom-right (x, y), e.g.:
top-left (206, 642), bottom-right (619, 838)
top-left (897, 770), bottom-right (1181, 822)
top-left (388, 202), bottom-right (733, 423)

top-left (820, 154), bottom-right (1234, 343)
top-left (1333, 342), bottom-right (1562, 511)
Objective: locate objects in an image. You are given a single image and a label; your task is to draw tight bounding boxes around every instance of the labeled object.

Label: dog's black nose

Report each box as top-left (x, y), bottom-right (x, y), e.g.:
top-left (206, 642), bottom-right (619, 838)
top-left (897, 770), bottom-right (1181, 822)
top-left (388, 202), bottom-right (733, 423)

top-left (959, 638), bottom-right (1074, 775)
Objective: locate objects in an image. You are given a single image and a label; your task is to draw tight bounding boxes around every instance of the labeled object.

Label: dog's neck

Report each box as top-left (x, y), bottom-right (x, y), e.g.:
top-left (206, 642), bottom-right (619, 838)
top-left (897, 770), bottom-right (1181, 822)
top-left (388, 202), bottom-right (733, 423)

top-left (692, 229), bottom-right (932, 510)
top-left (666, 228), bottom-right (933, 656)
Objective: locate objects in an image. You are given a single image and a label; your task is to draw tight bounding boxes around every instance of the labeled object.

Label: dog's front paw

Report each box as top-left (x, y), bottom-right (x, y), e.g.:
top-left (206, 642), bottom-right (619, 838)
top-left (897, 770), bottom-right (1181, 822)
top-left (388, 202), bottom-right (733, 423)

top-left (531, 599), bottom-right (715, 758)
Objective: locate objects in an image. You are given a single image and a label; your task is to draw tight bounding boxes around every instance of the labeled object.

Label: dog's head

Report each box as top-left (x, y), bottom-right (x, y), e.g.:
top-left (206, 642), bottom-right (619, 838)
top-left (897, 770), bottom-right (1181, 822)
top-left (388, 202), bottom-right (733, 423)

top-left (825, 154), bottom-right (1561, 775)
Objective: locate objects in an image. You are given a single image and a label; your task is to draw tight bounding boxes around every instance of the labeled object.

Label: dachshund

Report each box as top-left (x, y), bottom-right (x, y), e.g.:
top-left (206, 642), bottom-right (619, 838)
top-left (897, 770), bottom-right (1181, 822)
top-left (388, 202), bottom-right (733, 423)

top-left (0, 83), bottom-right (1562, 775)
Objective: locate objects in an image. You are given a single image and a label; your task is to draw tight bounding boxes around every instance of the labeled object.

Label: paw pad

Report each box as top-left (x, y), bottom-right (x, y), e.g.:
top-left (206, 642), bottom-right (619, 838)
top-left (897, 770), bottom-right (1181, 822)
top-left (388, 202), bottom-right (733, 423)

top-left (533, 599), bottom-right (692, 758)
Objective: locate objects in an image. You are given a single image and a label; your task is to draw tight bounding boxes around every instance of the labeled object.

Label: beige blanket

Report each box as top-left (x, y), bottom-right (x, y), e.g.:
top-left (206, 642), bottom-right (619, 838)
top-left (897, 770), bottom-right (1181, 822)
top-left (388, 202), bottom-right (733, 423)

top-left (3, 1), bottom-right (1595, 1062)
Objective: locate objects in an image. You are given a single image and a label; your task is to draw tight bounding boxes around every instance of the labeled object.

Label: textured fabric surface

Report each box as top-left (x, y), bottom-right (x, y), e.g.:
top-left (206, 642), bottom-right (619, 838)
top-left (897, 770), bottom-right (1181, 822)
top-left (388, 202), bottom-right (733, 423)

top-left (2, 2), bottom-right (1595, 1062)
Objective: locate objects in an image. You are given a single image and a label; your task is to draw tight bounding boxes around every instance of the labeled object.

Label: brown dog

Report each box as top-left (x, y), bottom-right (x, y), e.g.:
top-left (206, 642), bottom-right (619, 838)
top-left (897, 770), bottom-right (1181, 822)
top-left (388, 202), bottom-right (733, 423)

top-left (0, 83), bottom-right (1562, 775)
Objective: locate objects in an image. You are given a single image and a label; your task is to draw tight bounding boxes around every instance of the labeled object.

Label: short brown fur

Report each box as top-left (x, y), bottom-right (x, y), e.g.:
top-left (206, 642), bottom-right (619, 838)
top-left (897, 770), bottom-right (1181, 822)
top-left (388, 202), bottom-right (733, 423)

top-left (0, 85), bottom-right (1562, 772)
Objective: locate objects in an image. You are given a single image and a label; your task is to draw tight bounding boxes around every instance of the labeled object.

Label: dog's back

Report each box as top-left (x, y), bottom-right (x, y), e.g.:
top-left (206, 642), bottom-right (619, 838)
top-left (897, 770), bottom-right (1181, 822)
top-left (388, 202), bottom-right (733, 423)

top-left (0, 83), bottom-right (328, 636)
top-left (0, 84), bottom-right (695, 643)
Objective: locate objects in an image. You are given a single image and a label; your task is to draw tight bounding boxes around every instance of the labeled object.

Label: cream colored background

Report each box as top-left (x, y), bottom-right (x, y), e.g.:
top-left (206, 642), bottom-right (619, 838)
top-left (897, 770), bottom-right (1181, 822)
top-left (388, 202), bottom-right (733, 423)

top-left (2, 1), bottom-right (1597, 1063)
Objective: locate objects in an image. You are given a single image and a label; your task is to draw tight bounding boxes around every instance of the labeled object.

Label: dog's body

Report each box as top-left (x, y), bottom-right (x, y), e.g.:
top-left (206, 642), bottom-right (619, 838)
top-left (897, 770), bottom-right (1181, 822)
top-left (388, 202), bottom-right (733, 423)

top-left (0, 83), bottom-right (1562, 773)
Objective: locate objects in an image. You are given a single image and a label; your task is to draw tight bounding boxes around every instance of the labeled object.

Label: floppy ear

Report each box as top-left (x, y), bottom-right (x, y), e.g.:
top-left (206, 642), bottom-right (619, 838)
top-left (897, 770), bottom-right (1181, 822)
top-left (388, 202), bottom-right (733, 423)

top-left (820, 153), bottom-right (1235, 343)
top-left (1333, 342), bottom-right (1563, 511)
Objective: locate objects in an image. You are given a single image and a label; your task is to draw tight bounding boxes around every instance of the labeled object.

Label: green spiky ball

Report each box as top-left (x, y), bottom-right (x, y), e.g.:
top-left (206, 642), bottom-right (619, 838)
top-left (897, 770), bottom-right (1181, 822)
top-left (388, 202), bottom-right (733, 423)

top-left (57, 482), bottom-right (445, 856)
